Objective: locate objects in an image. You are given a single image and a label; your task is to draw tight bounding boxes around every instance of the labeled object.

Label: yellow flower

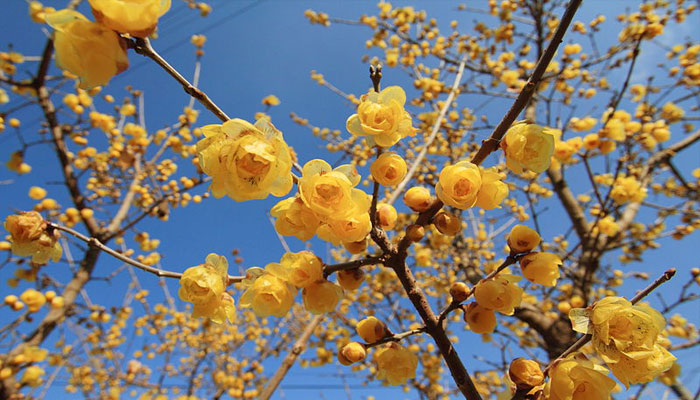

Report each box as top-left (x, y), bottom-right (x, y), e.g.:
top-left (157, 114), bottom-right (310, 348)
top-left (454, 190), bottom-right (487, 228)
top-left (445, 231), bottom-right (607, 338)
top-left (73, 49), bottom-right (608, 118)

top-left (316, 212), bottom-right (371, 245)
top-left (376, 203), bottom-right (398, 230)
top-left (338, 342), bottom-right (367, 365)
top-left (240, 265), bottom-right (296, 318)
top-left (506, 225), bottom-right (540, 254)
top-left (501, 123), bottom-right (554, 174)
top-left (298, 159), bottom-right (368, 219)
top-left (28, 186), bottom-right (47, 200)
top-left (463, 302), bottom-right (497, 334)
top-left (374, 342), bottom-right (418, 385)
top-left (610, 175), bottom-right (646, 205)
top-left (370, 152), bottom-right (407, 186)
top-left (474, 274), bottom-right (523, 315)
top-left (346, 86), bottom-right (415, 147)
top-left (403, 186), bottom-right (432, 212)
top-left (88, 0), bottom-right (170, 37)
top-left (356, 316), bottom-right (389, 343)
top-left (4, 211), bottom-right (62, 264)
top-left (609, 344), bottom-right (676, 388)
top-left (20, 365), bottom-right (45, 387)
top-left (270, 197), bottom-right (321, 241)
top-left (196, 117), bottom-right (293, 202)
top-left (660, 102), bottom-right (684, 123)
top-left (178, 254), bottom-right (234, 323)
top-left (596, 216), bottom-right (619, 236)
top-left (475, 167), bottom-right (508, 209)
top-left (508, 358), bottom-right (544, 389)
top-left (46, 10), bottom-right (129, 89)
top-left (302, 280), bottom-right (343, 314)
top-left (544, 353), bottom-right (616, 400)
top-left (20, 289), bottom-right (46, 313)
top-left (6, 151), bottom-right (32, 174)
top-left (280, 251), bottom-right (323, 289)
top-left (436, 161), bottom-right (482, 209)
top-left (519, 252), bottom-right (561, 286)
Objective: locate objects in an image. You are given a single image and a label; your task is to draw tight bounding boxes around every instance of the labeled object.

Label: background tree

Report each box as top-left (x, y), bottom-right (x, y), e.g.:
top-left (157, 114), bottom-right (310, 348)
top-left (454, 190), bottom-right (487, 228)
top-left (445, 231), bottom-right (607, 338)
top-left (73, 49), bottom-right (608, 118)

top-left (0, 1), bottom-right (698, 399)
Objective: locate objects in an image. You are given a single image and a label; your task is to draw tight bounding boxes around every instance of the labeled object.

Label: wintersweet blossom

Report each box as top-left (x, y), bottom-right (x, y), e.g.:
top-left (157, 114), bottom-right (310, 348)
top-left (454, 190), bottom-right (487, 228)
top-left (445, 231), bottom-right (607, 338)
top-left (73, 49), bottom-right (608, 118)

top-left (506, 225), bottom-right (540, 254)
top-left (544, 353), bottom-right (616, 400)
top-left (178, 254), bottom-right (235, 324)
top-left (239, 265), bottom-right (295, 318)
top-left (196, 118), bottom-right (293, 202)
top-left (46, 10), bottom-right (128, 89)
top-left (374, 342), bottom-right (418, 385)
top-left (302, 280), bottom-right (343, 314)
top-left (436, 161), bottom-right (482, 209)
top-left (89, 0), bottom-right (170, 37)
top-left (474, 274), bottom-right (523, 315)
top-left (370, 152), bottom-right (407, 186)
top-left (519, 252), bottom-right (561, 287)
top-left (346, 86), bottom-right (415, 147)
top-left (501, 123), bottom-right (555, 174)
top-left (4, 211), bottom-right (62, 264)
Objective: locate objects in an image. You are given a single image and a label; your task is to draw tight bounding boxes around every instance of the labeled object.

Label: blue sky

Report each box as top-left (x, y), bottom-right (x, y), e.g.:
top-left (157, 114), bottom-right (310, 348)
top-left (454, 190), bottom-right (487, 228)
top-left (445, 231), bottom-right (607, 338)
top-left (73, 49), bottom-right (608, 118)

top-left (1, 0), bottom-right (699, 399)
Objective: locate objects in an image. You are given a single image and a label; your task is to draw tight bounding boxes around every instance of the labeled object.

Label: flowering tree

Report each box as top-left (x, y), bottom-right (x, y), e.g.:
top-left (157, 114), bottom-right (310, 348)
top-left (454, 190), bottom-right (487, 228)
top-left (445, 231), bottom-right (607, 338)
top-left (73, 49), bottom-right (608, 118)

top-left (1, 1), bottom-right (698, 399)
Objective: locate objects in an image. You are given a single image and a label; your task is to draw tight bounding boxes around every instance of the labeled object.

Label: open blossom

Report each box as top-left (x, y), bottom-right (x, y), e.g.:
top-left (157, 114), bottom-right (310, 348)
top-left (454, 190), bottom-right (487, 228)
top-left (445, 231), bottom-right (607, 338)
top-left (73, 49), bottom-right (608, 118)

top-left (302, 280), bottom-right (343, 314)
top-left (463, 302), bottom-right (497, 334)
top-left (89, 0), bottom-right (170, 37)
top-left (501, 123), bottom-right (555, 174)
top-left (178, 253), bottom-right (235, 324)
top-left (374, 342), bottom-right (418, 385)
top-left (474, 167), bottom-right (509, 210)
top-left (436, 161), bottom-right (482, 209)
top-left (316, 212), bottom-right (371, 245)
top-left (569, 296), bottom-right (676, 387)
top-left (544, 353), bottom-right (617, 400)
top-left (519, 252), bottom-right (561, 287)
top-left (346, 86), bottom-right (415, 147)
top-left (240, 264), bottom-right (295, 318)
top-left (370, 152), bottom-right (407, 186)
top-left (279, 251), bottom-right (323, 289)
top-left (298, 159), bottom-right (368, 219)
top-left (196, 117), bottom-right (293, 202)
top-left (270, 197), bottom-right (321, 242)
top-left (4, 211), bottom-right (62, 264)
top-left (474, 274), bottom-right (523, 315)
top-left (46, 10), bottom-right (128, 89)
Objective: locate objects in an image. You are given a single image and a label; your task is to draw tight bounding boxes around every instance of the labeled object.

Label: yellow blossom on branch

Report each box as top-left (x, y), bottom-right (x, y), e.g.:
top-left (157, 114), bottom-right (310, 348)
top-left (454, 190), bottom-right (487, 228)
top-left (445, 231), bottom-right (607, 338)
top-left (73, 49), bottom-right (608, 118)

top-left (373, 342), bottom-right (418, 385)
top-left (436, 161), bottom-right (482, 209)
top-left (239, 265), bottom-right (295, 318)
top-left (519, 252), bottom-right (562, 287)
top-left (196, 117), bottom-right (293, 202)
top-left (500, 123), bottom-right (555, 174)
top-left (88, 0), bottom-right (170, 38)
top-left (302, 279), bottom-right (343, 314)
top-left (474, 274), bottom-right (523, 315)
top-left (370, 152), bottom-right (407, 187)
top-left (46, 10), bottom-right (129, 89)
top-left (178, 253), bottom-right (234, 324)
top-left (4, 211), bottom-right (62, 265)
top-left (544, 353), bottom-right (616, 400)
top-left (346, 86), bottom-right (415, 147)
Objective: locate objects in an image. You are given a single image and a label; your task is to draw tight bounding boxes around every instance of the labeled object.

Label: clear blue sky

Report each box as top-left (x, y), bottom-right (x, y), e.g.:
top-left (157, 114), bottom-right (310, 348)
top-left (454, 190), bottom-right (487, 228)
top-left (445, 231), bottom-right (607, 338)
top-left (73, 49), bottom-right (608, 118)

top-left (1, 1), bottom-right (698, 399)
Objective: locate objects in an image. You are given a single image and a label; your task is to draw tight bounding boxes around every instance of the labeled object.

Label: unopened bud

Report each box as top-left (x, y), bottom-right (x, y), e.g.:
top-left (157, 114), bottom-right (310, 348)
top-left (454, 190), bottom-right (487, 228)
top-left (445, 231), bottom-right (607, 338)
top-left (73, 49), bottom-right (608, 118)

top-left (403, 186), bottom-right (432, 212)
top-left (357, 316), bottom-right (389, 343)
top-left (406, 224), bottom-right (425, 242)
top-left (508, 358), bottom-right (544, 389)
top-left (434, 212), bottom-right (462, 236)
top-left (338, 342), bottom-right (367, 365)
top-left (376, 203), bottom-right (398, 230)
top-left (449, 282), bottom-right (470, 302)
top-left (506, 225), bottom-right (541, 254)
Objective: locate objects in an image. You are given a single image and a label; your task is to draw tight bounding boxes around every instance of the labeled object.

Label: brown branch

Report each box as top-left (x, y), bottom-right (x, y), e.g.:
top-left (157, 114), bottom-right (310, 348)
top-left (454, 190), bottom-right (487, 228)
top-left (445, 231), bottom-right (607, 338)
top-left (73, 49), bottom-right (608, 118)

top-left (130, 38), bottom-right (230, 122)
top-left (323, 255), bottom-right (384, 278)
top-left (470, 0), bottom-right (583, 166)
top-left (365, 327), bottom-right (426, 348)
top-left (258, 314), bottom-right (324, 400)
top-left (544, 268), bottom-right (676, 374)
top-left (48, 222), bottom-right (244, 284)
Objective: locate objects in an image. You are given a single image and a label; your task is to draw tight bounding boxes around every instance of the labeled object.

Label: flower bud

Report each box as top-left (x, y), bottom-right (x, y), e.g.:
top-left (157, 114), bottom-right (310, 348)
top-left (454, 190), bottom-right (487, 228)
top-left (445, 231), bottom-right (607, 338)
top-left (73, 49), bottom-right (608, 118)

top-left (449, 282), bottom-right (471, 303)
top-left (433, 212), bottom-right (461, 236)
top-left (506, 225), bottom-right (540, 254)
top-left (376, 203), bottom-right (398, 230)
top-left (337, 268), bottom-right (365, 291)
top-left (508, 358), bottom-right (544, 389)
top-left (357, 316), bottom-right (389, 343)
top-left (338, 342), bottom-right (367, 365)
top-left (403, 186), bottom-right (432, 212)
top-left (406, 224), bottom-right (425, 242)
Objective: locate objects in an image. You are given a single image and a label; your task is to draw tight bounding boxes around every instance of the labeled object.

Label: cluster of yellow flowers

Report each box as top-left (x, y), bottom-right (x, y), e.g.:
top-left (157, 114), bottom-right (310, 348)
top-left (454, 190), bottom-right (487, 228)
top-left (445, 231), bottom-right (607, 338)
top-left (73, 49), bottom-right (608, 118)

top-left (240, 251), bottom-right (342, 317)
top-left (569, 297), bottom-right (676, 387)
top-left (272, 159), bottom-right (371, 246)
top-left (43, 0), bottom-right (170, 88)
